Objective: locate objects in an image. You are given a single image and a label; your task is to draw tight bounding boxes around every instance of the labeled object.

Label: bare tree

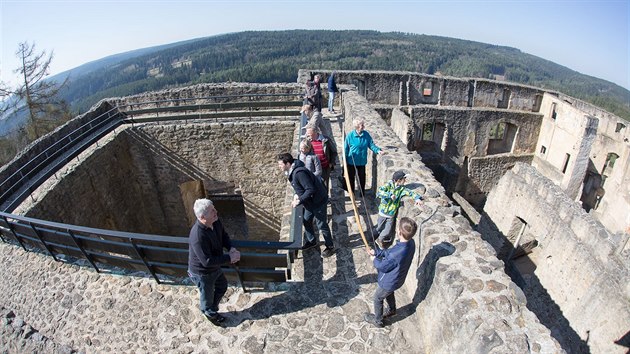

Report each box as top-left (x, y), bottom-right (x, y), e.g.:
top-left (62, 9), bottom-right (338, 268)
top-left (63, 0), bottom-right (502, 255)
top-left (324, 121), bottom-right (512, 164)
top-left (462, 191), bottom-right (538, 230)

top-left (11, 42), bottom-right (69, 138)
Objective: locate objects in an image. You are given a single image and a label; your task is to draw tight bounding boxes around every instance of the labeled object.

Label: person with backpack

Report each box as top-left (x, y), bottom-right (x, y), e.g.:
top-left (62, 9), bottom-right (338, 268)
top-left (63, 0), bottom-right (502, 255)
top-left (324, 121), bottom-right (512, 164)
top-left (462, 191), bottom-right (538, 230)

top-left (277, 152), bottom-right (335, 257)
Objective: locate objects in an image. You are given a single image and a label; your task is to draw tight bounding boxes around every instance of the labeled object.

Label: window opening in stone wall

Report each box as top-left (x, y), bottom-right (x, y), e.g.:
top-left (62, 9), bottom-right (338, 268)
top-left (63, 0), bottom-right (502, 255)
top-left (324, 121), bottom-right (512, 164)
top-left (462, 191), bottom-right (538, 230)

top-left (487, 122), bottom-right (518, 155)
top-left (467, 80), bottom-right (475, 107)
top-left (616, 123), bottom-right (626, 133)
top-left (533, 94), bottom-right (543, 112)
top-left (540, 145), bottom-right (547, 154)
top-left (601, 153), bottom-right (619, 186)
top-left (551, 103), bottom-right (557, 119)
top-left (497, 88), bottom-right (511, 109)
top-left (422, 122), bottom-right (435, 141)
top-left (506, 217), bottom-right (528, 260)
top-left (561, 153), bottom-right (571, 174)
top-left (489, 122), bottom-right (506, 140)
top-left (422, 81), bottom-right (433, 96)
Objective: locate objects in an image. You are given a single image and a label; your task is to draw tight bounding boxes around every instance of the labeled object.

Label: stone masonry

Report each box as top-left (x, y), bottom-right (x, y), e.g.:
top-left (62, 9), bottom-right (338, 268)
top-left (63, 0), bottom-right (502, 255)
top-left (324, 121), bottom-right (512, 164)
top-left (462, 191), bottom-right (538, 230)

top-left (0, 91), bottom-right (563, 353)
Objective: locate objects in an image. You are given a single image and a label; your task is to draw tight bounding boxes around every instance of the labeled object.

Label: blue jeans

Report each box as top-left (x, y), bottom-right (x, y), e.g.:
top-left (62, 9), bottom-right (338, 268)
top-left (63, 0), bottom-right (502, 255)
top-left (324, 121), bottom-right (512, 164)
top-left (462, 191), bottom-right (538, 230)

top-left (189, 269), bottom-right (228, 317)
top-left (373, 285), bottom-right (396, 322)
top-left (303, 202), bottom-right (334, 248)
top-left (328, 91), bottom-right (335, 111)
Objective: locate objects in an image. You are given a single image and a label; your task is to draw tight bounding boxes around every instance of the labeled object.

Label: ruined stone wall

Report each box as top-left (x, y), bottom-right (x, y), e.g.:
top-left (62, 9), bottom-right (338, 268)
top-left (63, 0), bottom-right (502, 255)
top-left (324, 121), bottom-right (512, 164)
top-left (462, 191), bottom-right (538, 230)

top-left (410, 106), bottom-right (542, 162)
top-left (389, 107), bottom-right (414, 151)
top-left (18, 127), bottom-right (177, 235)
top-left (465, 154), bottom-right (534, 205)
top-left (110, 82), bottom-right (304, 110)
top-left (136, 121), bottom-right (295, 239)
top-left (298, 69), bottom-right (544, 112)
top-left (473, 81), bottom-right (543, 111)
top-left (480, 162), bottom-right (630, 353)
top-left (341, 90), bottom-right (562, 353)
top-left (533, 93), bottom-right (598, 200)
top-left (0, 101), bottom-right (116, 210)
top-left (15, 120), bottom-right (296, 239)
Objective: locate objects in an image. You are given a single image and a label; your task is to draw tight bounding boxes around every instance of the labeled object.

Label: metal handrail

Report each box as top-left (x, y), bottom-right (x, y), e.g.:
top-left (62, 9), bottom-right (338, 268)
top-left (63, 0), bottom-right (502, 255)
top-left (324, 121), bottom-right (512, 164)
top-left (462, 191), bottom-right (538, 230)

top-left (0, 92), bottom-right (308, 285)
top-left (117, 93), bottom-right (304, 110)
top-left (0, 106), bottom-right (122, 201)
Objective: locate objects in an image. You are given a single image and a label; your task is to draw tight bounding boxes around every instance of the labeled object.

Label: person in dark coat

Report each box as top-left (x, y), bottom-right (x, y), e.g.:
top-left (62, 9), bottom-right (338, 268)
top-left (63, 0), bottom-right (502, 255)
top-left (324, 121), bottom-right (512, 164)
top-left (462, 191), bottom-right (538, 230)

top-left (188, 198), bottom-right (240, 326)
top-left (277, 152), bottom-right (335, 257)
top-left (364, 217), bottom-right (418, 327)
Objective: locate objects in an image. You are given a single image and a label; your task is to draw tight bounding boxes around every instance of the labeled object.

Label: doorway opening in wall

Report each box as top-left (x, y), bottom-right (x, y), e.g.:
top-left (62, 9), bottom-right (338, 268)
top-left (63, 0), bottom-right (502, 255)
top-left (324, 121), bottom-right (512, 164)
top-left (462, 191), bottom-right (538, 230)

top-left (416, 121), bottom-right (446, 164)
top-left (551, 103), bottom-right (558, 119)
top-left (353, 79), bottom-right (366, 97)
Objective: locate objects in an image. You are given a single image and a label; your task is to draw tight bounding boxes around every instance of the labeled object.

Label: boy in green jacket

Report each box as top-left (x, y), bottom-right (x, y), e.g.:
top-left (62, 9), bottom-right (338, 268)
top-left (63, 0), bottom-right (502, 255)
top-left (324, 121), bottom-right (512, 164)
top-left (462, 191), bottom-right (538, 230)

top-left (374, 170), bottom-right (423, 249)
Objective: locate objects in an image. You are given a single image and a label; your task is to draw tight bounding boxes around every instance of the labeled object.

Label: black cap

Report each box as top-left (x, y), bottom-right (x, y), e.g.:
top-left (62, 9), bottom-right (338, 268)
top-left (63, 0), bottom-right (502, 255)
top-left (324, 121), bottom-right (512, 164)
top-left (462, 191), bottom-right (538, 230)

top-left (392, 170), bottom-right (408, 181)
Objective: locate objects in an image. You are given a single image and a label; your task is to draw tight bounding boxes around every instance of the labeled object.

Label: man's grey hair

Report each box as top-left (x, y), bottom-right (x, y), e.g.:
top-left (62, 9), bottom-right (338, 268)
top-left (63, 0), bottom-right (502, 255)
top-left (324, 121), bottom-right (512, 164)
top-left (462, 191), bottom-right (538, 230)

top-left (193, 198), bottom-right (214, 219)
top-left (353, 118), bottom-right (365, 128)
top-left (305, 124), bottom-right (320, 134)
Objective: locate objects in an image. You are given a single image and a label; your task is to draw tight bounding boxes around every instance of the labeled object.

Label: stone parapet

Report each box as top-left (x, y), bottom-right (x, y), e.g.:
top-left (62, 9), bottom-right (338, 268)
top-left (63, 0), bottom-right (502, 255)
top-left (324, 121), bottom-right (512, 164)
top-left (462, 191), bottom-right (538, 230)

top-left (480, 162), bottom-right (630, 353)
top-left (340, 90), bottom-right (563, 353)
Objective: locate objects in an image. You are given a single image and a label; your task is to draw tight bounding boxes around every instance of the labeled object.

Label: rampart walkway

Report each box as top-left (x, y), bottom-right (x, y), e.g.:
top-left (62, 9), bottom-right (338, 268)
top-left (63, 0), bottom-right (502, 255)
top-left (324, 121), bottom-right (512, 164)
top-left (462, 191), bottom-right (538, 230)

top-left (0, 111), bottom-right (425, 353)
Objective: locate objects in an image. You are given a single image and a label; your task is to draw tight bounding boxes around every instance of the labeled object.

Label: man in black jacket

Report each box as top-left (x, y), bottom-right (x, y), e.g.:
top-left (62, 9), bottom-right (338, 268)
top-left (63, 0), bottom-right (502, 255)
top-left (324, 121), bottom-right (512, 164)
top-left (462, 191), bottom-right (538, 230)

top-left (188, 198), bottom-right (240, 325)
top-left (277, 152), bottom-right (335, 257)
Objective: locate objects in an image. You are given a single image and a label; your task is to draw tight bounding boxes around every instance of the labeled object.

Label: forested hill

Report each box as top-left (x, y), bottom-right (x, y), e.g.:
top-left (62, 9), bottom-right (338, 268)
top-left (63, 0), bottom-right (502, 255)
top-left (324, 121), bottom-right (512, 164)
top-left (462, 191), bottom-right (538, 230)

top-left (57, 30), bottom-right (630, 120)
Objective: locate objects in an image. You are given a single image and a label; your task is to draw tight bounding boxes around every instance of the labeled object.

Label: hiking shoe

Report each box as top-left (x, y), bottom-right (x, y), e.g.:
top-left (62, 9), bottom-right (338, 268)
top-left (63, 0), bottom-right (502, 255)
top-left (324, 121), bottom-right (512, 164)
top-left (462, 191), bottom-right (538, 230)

top-left (204, 313), bottom-right (226, 326)
top-left (375, 238), bottom-right (384, 250)
top-left (382, 309), bottom-right (397, 319)
top-left (321, 247), bottom-right (335, 258)
top-left (364, 313), bottom-right (383, 328)
top-left (301, 241), bottom-right (318, 250)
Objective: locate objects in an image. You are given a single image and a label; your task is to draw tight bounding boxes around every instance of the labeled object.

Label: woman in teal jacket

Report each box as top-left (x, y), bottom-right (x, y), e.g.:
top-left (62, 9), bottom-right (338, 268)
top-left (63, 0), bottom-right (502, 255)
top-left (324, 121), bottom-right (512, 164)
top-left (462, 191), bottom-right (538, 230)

top-left (344, 118), bottom-right (383, 195)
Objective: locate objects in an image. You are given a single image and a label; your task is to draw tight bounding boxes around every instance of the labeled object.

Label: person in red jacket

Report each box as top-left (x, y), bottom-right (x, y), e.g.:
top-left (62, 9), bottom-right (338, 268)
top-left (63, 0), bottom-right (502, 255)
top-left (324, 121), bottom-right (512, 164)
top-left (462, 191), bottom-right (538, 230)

top-left (364, 217), bottom-right (418, 327)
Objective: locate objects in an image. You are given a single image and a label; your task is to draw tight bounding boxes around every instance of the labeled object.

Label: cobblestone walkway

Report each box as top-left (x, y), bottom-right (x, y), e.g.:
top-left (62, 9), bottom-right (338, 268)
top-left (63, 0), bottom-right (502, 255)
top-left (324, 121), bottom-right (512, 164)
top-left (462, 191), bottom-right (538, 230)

top-left (0, 112), bottom-right (425, 353)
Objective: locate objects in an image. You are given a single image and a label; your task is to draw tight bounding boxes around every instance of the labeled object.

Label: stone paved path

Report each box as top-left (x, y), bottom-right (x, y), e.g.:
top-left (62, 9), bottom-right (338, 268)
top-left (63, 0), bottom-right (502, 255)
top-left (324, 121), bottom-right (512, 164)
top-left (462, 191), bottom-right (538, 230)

top-left (0, 111), bottom-right (425, 353)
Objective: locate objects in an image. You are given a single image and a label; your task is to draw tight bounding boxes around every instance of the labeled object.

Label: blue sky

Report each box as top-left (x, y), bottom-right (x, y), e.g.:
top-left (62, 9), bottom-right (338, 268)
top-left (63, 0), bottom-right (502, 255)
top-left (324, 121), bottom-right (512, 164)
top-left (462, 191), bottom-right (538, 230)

top-left (1, 0), bottom-right (629, 90)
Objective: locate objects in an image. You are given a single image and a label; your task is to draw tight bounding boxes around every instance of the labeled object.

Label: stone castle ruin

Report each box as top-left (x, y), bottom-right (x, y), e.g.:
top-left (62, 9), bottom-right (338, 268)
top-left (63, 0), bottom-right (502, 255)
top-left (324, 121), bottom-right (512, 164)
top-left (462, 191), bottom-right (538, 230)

top-left (0, 70), bottom-right (628, 353)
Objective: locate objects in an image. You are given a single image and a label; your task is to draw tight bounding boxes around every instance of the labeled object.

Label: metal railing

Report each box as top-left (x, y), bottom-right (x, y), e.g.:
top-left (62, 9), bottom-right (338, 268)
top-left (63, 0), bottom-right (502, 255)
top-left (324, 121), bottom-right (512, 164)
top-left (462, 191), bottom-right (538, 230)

top-left (0, 107), bottom-right (123, 212)
top-left (0, 92), bottom-right (307, 289)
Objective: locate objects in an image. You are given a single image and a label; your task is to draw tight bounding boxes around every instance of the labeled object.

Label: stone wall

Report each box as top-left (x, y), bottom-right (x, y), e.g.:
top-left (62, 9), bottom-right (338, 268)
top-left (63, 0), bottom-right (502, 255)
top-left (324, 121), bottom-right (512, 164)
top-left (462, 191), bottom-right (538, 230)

top-left (341, 90), bottom-right (563, 353)
top-left (298, 69), bottom-right (545, 111)
top-left (0, 101), bottom-right (117, 211)
top-left (111, 82), bottom-right (304, 110)
top-left (479, 162), bottom-right (630, 353)
top-left (465, 154), bottom-right (534, 205)
top-left (15, 120), bottom-right (296, 240)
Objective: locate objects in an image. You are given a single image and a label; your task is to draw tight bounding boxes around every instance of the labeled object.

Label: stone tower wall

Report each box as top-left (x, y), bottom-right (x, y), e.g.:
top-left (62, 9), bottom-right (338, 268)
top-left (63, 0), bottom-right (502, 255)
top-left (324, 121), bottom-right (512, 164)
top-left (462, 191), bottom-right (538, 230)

top-left (480, 162), bottom-right (630, 353)
top-left (341, 90), bottom-right (563, 353)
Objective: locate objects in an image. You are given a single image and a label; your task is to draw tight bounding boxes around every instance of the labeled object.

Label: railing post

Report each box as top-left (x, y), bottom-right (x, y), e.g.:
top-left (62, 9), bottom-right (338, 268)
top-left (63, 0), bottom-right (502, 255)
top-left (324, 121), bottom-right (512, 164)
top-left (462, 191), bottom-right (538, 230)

top-left (67, 229), bottom-right (100, 273)
top-left (29, 222), bottom-right (58, 261)
top-left (231, 263), bottom-right (247, 293)
top-left (129, 239), bottom-right (160, 284)
top-left (2, 216), bottom-right (27, 251)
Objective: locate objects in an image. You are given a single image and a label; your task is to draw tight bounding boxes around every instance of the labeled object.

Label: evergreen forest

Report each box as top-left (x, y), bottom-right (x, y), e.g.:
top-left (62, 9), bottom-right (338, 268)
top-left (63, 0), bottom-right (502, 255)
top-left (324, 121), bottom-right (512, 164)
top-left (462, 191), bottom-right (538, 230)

top-left (56, 30), bottom-right (629, 121)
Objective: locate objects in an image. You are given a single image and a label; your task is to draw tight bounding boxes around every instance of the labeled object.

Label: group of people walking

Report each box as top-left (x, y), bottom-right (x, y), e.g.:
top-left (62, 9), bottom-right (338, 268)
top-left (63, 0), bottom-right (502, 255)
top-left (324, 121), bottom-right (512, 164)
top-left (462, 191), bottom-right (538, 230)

top-left (187, 73), bottom-right (425, 329)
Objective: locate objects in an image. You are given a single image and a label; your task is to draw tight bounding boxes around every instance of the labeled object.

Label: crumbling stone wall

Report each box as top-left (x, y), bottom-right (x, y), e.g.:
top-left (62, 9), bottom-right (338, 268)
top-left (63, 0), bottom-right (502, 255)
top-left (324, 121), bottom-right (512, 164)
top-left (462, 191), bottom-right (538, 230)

top-left (298, 69), bottom-right (544, 111)
top-left (479, 162), bottom-right (630, 353)
top-left (16, 120), bottom-right (296, 239)
top-left (341, 90), bottom-right (563, 353)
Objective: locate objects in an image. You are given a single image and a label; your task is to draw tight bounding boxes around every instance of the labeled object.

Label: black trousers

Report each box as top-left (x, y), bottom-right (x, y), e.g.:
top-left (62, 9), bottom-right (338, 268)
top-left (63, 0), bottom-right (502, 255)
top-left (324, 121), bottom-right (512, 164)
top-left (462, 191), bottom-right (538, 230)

top-left (347, 164), bottom-right (366, 196)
